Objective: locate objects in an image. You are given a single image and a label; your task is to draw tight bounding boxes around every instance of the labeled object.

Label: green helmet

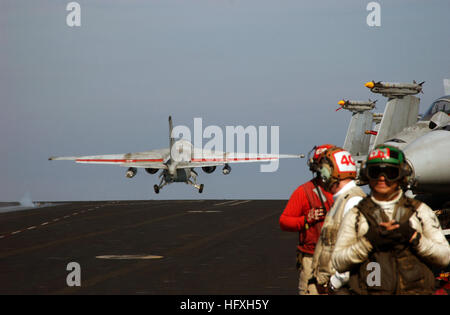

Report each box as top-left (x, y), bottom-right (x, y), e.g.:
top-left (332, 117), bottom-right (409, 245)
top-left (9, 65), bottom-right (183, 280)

top-left (361, 145), bottom-right (412, 184)
top-left (366, 145), bottom-right (405, 166)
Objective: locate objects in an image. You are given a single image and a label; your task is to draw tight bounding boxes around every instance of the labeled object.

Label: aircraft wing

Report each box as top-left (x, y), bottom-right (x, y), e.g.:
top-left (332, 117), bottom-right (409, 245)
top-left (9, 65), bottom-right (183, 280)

top-left (176, 148), bottom-right (303, 169)
top-left (49, 149), bottom-right (169, 169)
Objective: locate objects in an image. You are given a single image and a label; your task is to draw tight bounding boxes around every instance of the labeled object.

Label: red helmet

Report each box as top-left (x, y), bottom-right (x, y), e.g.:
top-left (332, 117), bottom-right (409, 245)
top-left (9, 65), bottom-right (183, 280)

top-left (308, 144), bottom-right (336, 171)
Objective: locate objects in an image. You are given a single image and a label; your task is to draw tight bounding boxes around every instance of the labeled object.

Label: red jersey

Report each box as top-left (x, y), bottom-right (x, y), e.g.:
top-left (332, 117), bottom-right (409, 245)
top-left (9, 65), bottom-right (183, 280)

top-left (280, 179), bottom-right (334, 254)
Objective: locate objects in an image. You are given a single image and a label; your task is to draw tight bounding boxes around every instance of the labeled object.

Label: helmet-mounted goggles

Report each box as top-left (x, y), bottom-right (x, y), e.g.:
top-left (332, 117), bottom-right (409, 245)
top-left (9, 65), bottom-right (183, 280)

top-left (366, 163), bottom-right (402, 181)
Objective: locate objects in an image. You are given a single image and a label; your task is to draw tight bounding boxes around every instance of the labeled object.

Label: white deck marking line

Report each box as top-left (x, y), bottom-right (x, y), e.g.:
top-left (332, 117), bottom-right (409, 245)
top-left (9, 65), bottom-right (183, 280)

top-left (187, 210), bottom-right (222, 213)
top-left (213, 200), bottom-right (238, 206)
top-left (0, 207), bottom-right (98, 240)
top-left (228, 200), bottom-right (252, 206)
top-left (96, 255), bottom-right (164, 260)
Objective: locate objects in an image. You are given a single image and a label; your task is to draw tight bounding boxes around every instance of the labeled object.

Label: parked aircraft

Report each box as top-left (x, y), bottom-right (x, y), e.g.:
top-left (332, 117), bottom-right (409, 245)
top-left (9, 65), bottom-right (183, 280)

top-left (338, 80), bottom-right (450, 209)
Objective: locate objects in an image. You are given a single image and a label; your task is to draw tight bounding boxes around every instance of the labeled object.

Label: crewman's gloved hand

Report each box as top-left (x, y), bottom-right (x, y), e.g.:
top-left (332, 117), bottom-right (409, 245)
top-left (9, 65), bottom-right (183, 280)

top-left (306, 208), bottom-right (325, 226)
top-left (364, 223), bottom-right (401, 251)
top-left (396, 220), bottom-right (417, 244)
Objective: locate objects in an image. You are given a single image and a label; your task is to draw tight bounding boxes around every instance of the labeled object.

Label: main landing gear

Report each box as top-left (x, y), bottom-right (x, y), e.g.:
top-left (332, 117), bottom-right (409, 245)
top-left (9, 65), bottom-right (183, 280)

top-left (153, 183), bottom-right (204, 194)
top-left (153, 170), bottom-right (204, 194)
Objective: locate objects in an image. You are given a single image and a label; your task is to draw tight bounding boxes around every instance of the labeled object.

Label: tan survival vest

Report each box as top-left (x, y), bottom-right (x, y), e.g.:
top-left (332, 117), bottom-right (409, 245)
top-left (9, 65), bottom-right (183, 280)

top-left (312, 185), bottom-right (366, 284)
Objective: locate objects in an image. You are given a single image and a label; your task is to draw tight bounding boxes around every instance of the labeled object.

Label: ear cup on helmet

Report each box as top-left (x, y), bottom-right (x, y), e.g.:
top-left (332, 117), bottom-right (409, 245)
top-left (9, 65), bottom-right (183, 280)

top-left (306, 146), bottom-right (317, 171)
top-left (399, 161), bottom-right (413, 189)
top-left (319, 161), bottom-right (332, 182)
top-left (401, 162), bottom-right (412, 177)
top-left (358, 161), bottom-right (369, 184)
top-left (308, 144), bottom-right (337, 172)
top-left (318, 158), bottom-right (339, 192)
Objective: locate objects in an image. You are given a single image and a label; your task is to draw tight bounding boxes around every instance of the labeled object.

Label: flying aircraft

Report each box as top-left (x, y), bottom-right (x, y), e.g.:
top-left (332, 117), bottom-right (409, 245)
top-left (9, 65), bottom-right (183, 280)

top-left (49, 116), bottom-right (304, 193)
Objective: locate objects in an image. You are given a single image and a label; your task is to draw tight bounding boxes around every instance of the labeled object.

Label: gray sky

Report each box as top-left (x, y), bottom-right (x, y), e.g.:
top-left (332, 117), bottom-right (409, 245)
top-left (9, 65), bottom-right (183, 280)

top-left (1, 0), bottom-right (449, 201)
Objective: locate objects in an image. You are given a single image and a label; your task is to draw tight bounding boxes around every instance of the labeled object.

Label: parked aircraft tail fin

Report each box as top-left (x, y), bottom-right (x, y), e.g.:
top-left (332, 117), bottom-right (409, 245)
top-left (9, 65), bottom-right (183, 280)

top-left (371, 95), bottom-right (420, 148)
top-left (169, 116), bottom-right (174, 159)
top-left (444, 79), bottom-right (450, 95)
top-left (343, 111), bottom-right (373, 158)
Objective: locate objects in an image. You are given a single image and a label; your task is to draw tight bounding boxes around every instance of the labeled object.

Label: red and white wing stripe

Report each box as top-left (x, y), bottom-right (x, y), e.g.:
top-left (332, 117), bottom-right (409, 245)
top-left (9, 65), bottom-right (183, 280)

top-left (176, 149), bottom-right (303, 168)
top-left (49, 151), bottom-right (168, 169)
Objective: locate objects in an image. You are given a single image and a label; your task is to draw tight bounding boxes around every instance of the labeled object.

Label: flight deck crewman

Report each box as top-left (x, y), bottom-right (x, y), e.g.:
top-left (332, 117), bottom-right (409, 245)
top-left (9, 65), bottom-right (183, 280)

top-left (310, 147), bottom-right (366, 294)
top-left (279, 144), bottom-right (335, 295)
top-left (332, 145), bottom-right (450, 295)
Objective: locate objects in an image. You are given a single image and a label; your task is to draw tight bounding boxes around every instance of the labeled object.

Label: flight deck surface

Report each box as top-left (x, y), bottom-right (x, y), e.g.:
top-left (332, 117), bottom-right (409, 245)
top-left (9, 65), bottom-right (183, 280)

top-left (0, 200), bottom-right (297, 295)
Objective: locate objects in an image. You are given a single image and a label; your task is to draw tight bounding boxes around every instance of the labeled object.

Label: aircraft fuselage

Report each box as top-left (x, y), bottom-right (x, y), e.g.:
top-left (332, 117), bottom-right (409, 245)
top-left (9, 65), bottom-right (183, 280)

top-left (164, 167), bottom-right (191, 183)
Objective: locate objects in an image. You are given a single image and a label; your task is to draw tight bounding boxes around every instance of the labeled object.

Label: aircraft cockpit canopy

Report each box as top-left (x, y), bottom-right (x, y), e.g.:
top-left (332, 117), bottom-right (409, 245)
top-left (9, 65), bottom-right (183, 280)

top-left (421, 96), bottom-right (450, 120)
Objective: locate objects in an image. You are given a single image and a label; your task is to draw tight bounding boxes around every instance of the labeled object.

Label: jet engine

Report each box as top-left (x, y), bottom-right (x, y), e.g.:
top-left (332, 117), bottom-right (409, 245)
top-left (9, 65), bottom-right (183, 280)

top-left (126, 167), bottom-right (137, 178)
top-left (145, 168), bottom-right (159, 174)
top-left (222, 164), bottom-right (231, 175)
top-left (202, 166), bottom-right (216, 174)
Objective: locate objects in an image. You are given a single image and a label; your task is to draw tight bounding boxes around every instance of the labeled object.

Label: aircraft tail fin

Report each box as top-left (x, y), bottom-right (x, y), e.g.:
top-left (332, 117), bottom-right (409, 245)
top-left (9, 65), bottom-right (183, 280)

top-left (371, 95), bottom-right (420, 148)
top-left (369, 113), bottom-right (382, 151)
top-left (169, 116), bottom-right (174, 159)
top-left (444, 79), bottom-right (450, 95)
top-left (343, 111), bottom-right (373, 158)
